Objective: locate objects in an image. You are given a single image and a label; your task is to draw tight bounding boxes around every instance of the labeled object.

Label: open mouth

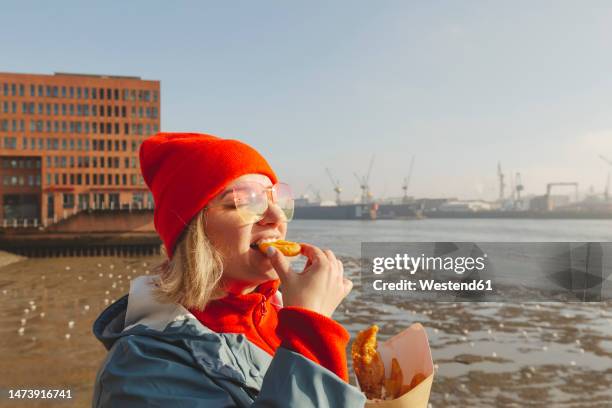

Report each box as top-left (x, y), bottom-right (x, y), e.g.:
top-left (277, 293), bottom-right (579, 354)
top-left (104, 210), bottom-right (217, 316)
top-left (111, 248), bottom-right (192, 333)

top-left (249, 237), bottom-right (280, 250)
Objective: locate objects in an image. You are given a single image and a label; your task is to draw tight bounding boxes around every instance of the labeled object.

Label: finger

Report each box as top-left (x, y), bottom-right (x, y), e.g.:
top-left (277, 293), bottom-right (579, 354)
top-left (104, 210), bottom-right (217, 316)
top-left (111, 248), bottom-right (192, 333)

top-left (299, 243), bottom-right (328, 268)
top-left (266, 246), bottom-right (293, 283)
top-left (322, 249), bottom-right (338, 265)
top-left (343, 278), bottom-right (353, 296)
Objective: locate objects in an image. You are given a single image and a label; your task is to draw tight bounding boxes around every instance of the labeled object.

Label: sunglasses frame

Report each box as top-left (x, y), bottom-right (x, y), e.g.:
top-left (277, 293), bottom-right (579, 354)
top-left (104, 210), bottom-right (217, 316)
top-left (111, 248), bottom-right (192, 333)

top-left (207, 181), bottom-right (294, 224)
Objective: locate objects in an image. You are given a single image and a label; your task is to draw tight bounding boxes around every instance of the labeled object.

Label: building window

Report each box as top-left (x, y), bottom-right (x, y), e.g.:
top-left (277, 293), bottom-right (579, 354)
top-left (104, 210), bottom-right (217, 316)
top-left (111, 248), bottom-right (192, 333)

top-left (63, 193), bottom-right (74, 208)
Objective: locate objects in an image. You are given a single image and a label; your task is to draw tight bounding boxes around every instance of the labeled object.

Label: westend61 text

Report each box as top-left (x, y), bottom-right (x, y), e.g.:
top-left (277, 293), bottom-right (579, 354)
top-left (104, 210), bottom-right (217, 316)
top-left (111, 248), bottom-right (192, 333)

top-left (372, 279), bottom-right (494, 292)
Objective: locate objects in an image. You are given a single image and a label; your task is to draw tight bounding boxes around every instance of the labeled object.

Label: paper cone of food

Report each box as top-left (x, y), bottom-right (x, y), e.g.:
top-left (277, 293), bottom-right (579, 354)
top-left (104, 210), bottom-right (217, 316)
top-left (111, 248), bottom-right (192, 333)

top-left (353, 323), bottom-right (434, 407)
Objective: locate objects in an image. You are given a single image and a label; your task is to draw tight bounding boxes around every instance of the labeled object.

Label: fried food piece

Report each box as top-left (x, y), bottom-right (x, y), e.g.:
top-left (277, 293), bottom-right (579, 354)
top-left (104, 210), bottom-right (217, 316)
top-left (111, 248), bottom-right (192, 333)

top-left (384, 357), bottom-right (404, 399)
top-left (257, 240), bottom-right (301, 256)
top-left (399, 372), bottom-right (427, 394)
top-left (351, 325), bottom-right (385, 400)
top-left (409, 372), bottom-right (427, 389)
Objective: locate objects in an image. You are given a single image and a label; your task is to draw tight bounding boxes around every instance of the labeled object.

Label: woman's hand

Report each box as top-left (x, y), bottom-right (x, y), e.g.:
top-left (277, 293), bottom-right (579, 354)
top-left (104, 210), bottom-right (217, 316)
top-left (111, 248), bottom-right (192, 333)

top-left (266, 243), bottom-right (353, 318)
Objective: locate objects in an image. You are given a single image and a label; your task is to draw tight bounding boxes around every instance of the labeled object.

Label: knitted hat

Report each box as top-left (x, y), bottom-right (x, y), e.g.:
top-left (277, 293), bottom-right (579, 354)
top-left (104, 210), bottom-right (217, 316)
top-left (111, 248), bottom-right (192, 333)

top-left (139, 132), bottom-right (278, 258)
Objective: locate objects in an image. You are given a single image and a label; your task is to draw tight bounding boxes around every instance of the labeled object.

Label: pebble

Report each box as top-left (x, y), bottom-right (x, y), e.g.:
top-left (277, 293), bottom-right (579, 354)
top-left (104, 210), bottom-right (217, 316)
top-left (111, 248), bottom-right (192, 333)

top-left (108, 273), bottom-right (113, 278)
top-left (492, 352), bottom-right (497, 358)
top-left (110, 264), bottom-right (115, 269)
top-left (18, 327), bottom-right (25, 336)
top-left (40, 312), bottom-right (45, 318)
top-left (2, 290), bottom-right (7, 295)
top-left (20, 318), bottom-right (26, 326)
top-left (145, 270), bottom-right (150, 275)
top-left (498, 323), bottom-right (504, 328)
top-left (24, 308), bottom-right (30, 314)
top-left (28, 300), bottom-right (35, 305)
top-left (462, 329), bottom-right (469, 335)
top-left (143, 262), bottom-right (148, 267)
top-left (105, 290), bottom-right (110, 295)
top-left (570, 360), bottom-right (576, 366)
top-left (469, 342), bottom-right (475, 347)
top-left (65, 333), bottom-right (71, 340)
top-left (528, 366), bottom-right (536, 373)
top-left (579, 348), bottom-right (585, 354)
top-left (31, 305), bottom-right (36, 311)
top-left (97, 263), bottom-right (102, 268)
top-left (104, 299), bottom-right (109, 305)
top-left (575, 339), bottom-right (581, 345)
top-left (42, 275), bottom-right (46, 280)
top-left (99, 273), bottom-right (103, 277)
top-left (542, 346), bottom-right (548, 351)
top-left (433, 328), bottom-right (439, 334)
top-left (65, 266), bottom-right (71, 271)
top-left (31, 336), bottom-right (36, 342)
top-left (118, 275), bottom-right (122, 279)
top-left (78, 276), bottom-right (83, 281)
top-left (68, 321), bottom-right (75, 329)
top-left (84, 305), bottom-right (90, 311)
top-left (525, 372), bottom-right (532, 379)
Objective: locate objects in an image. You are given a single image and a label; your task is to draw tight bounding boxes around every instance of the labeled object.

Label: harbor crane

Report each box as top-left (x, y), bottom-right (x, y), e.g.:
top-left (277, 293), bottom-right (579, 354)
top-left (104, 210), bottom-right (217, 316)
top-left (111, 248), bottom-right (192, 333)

top-left (497, 162), bottom-right (505, 201)
top-left (354, 155), bottom-right (375, 204)
top-left (515, 172), bottom-right (524, 200)
top-left (325, 168), bottom-right (342, 205)
top-left (515, 172), bottom-right (524, 208)
top-left (402, 156), bottom-right (415, 203)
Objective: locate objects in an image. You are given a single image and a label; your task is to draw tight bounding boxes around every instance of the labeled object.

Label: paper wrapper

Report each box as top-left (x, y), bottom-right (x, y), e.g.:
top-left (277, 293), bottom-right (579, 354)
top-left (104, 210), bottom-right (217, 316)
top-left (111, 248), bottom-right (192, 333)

top-left (357, 323), bottom-right (434, 408)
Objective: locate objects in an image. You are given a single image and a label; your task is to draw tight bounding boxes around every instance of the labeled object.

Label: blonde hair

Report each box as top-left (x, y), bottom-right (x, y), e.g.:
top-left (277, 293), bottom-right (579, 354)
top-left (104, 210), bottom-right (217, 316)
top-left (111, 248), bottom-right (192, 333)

top-left (151, 209), bottom-right (224, 311)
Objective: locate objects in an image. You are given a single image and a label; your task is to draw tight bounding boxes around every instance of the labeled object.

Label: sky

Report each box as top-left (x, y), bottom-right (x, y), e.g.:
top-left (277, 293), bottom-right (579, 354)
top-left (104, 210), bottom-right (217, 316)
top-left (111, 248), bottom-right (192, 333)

top-left (1, 0), bottom-right (612, 202)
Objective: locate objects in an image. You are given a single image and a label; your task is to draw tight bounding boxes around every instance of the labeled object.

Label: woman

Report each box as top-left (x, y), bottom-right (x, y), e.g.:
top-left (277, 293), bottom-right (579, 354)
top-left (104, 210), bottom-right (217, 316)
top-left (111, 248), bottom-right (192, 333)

top-left (92, 132), bottom-right (367, 407)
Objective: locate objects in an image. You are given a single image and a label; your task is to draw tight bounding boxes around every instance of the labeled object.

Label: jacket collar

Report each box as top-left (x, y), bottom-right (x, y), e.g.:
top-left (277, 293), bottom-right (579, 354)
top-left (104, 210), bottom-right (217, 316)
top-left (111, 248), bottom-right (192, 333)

top-left (92, 274), bottom-right (276, 390)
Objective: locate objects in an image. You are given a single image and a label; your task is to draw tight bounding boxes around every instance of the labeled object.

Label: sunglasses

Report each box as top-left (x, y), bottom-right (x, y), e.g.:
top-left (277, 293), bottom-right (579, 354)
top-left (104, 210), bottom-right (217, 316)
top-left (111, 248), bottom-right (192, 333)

top-left (211, 181), bottom-right (294, 224)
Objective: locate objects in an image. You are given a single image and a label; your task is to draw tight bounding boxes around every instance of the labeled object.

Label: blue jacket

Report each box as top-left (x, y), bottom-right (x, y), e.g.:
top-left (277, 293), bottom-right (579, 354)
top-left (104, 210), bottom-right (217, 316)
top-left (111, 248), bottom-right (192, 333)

top-left (92, 275), bottom-right (367, 407)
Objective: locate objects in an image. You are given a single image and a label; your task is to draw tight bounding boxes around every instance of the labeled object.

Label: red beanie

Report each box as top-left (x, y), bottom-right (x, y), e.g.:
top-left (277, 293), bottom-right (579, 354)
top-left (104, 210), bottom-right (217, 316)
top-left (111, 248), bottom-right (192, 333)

top-left (139, 132), bottom-right (278, 258)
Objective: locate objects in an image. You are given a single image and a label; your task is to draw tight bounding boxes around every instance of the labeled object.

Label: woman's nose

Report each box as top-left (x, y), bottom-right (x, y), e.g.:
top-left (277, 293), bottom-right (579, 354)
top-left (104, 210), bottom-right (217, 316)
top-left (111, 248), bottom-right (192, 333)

top-left (257, 202), bottom-right (286, 226)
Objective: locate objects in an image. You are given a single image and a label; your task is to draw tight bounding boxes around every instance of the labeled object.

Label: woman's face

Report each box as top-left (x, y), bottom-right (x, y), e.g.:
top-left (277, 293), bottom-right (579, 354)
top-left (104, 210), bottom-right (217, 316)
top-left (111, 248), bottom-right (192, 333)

top-left (204, 173), bottom-right (288, 294)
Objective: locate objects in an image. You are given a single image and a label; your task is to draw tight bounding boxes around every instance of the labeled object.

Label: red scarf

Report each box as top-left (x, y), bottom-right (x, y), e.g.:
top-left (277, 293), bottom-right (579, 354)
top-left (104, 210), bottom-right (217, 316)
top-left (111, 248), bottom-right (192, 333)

top-left (188, 279), bottom-right (349, 382)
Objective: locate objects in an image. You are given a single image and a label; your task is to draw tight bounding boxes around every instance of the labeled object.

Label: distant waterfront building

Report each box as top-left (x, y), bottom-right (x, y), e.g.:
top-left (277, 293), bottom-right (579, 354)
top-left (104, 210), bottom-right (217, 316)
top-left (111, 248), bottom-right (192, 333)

top-left (0, 72), bottom-right (160, 226)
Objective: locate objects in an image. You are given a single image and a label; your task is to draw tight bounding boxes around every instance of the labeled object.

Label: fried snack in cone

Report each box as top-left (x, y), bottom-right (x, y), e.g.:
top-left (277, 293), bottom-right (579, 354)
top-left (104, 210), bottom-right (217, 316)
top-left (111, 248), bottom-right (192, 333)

top-left (353, 323), bottom-right (434, 407)
top-left (257, 240), bottom-right (301, 257)
top-left (351, 325), bottom-right (385, 399)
